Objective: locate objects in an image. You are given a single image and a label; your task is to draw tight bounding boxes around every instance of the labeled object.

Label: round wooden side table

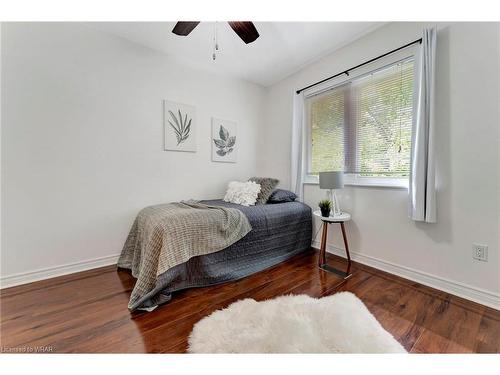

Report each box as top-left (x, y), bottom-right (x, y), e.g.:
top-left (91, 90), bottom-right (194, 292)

top-left (313, 210), bottom-right (352, 279)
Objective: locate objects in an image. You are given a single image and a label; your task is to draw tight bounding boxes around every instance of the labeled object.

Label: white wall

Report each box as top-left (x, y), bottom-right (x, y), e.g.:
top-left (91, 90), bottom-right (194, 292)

top-left (1, 23), bottom-right (265, 283)
top-left (261, 22), bottom-right (500, 307)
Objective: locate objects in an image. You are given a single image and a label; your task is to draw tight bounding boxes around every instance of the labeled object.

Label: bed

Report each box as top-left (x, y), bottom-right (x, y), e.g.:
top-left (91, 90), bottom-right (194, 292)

top-left (121, 199), bottom-right (312, 311)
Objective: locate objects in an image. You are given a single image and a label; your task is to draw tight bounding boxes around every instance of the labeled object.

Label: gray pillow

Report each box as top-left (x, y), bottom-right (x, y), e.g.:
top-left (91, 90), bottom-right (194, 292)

top-left (248, 177), bottom-right (280, 204)
top-left (268, 189), bottom-right (297, 203)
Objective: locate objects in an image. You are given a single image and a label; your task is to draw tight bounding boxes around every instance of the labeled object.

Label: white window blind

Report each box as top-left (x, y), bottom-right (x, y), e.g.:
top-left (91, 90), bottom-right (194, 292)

top-left (307, 58), bottom-right (415, 178)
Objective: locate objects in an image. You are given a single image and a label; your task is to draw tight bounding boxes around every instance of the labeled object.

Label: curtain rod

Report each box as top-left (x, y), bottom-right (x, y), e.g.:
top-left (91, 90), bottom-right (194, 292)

top-left (296, 38), bottom-right (422, 95)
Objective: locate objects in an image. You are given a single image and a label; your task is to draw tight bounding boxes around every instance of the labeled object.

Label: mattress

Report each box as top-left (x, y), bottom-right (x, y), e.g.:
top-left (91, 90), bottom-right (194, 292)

top-left (128, 200), bottom-right (312, 310)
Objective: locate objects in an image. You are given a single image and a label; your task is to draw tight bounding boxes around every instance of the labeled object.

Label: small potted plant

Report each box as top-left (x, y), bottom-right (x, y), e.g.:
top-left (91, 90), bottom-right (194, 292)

top-left (318, 199), bottom-right (332, 218)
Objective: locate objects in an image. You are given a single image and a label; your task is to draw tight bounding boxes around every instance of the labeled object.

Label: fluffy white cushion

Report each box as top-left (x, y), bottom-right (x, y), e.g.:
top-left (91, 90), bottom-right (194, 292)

top-left (223, 181), bottom-right (261, 206)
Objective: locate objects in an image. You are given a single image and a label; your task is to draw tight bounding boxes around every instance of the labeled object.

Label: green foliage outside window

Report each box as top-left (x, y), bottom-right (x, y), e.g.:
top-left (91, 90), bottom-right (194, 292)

top-left (309, 60), bottom-right (414, 178)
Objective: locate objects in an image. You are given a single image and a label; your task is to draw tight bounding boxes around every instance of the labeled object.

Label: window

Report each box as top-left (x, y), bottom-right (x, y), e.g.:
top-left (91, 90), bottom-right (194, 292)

top-left (306, 58), bottom-right (415, 187)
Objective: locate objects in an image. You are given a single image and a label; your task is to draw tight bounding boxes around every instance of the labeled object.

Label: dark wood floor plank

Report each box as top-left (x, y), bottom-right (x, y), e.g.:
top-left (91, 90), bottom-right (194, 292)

top-left (475, 307), bottom-right (500, 353)
top-left (1, 249), bottom-right (498, 353)
top-left (410, 295), bottom-right (484, 353)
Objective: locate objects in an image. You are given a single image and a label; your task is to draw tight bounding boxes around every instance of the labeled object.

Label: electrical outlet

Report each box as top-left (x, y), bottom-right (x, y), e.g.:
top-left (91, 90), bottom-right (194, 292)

top-left (472, 244), bottom-right (488, 262)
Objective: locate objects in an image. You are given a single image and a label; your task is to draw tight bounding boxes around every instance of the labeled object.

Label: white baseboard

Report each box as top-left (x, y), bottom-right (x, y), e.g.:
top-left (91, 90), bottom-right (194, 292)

top-left (0, 254), bottom-right (120, 289)
top-left (312, 240), bottom-right (500, 310)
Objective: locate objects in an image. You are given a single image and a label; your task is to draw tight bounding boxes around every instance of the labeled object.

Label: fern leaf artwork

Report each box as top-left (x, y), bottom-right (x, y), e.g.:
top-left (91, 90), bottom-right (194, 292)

top-left (168, 110), bottom-right (192, 145)
top-left (212, 118), bottom-right (237, 163)
top-left (164, 100), bottom-right (196, 152)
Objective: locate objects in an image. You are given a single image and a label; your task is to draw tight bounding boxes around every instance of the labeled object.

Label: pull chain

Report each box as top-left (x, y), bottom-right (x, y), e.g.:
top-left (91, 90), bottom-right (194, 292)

top-left (212, 22), bottom-right (219, 60)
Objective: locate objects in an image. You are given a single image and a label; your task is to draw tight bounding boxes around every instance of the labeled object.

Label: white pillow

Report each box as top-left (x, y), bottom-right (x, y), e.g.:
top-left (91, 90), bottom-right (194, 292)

top-left (223, 181), bottom-right (261, 206)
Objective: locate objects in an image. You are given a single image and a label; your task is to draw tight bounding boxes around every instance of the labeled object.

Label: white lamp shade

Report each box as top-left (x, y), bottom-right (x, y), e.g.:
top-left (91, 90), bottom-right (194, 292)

top-left (319, 171), bottom-right (344, 189)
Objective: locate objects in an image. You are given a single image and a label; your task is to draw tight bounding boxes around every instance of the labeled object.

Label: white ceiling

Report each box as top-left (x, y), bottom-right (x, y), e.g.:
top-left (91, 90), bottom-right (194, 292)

top-left (90, 22), bottom-right (384, 87)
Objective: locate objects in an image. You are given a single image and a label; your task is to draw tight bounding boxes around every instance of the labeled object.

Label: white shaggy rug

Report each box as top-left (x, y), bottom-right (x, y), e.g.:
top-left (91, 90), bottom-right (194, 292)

top-left (188, 292), bottom-right (406, 353)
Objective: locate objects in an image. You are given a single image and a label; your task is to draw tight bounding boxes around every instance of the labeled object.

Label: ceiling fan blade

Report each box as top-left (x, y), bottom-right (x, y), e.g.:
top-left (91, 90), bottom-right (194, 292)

top-left (227, 22), bottom-right (260, 44)
top-left (172, 22), bottom-right (200, 36)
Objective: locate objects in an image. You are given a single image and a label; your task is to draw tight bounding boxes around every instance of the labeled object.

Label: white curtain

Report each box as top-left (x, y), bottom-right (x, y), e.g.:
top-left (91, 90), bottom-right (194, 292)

top-left (291, 92), bottom-right (306, 201)
top-left (409, 28), bottom-right (437, 223)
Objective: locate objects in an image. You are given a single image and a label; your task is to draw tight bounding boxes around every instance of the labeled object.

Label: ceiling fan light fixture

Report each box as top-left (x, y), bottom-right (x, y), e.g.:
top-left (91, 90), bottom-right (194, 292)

top-left (172, 21), bottom-right (260, 61)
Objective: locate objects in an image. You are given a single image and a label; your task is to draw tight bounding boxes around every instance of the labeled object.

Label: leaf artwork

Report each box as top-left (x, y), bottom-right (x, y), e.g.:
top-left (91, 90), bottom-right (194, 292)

top-left (168, 109), bottom-right (192, 145)
top-left (213, 125), bottom-right (236, 157)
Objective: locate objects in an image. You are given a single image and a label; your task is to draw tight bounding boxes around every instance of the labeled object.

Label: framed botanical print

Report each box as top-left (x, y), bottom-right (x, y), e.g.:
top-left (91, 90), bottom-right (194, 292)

top-left (211, 118), bottom-right (237, 163)
top-left (164, 100), bottom-right (196, 152)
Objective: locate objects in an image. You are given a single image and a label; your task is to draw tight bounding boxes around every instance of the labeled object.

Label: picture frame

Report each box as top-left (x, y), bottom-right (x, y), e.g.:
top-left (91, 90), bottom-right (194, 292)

top-left (163, 100), bottom-right (196, 152)
top-left (211, 117), bottom-right (237, 163)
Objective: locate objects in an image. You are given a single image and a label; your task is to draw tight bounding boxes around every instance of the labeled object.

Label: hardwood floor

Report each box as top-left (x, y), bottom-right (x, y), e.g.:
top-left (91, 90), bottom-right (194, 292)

top-left (1, 249), bottom-right (499, 353)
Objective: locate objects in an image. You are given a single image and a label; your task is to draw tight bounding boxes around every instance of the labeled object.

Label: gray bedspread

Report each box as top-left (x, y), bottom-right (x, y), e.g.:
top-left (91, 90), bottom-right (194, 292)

top-left (117, 200), bottom-right (252, 311)
top-left (119, 200), bottom-right (312, 311)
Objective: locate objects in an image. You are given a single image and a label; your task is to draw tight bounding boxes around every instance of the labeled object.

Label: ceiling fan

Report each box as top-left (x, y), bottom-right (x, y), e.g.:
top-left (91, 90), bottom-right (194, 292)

top-left (172, 21), bottom-right (260, 44)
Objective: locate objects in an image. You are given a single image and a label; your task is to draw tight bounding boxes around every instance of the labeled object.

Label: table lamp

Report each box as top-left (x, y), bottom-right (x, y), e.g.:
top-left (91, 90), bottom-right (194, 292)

top-left (319, 171), bottom-right (344, 217)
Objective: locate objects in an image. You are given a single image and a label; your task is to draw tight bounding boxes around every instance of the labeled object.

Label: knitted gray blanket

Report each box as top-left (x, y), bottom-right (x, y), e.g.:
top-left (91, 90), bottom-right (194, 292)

top-left (118, 200), bottom-right (251, 311)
